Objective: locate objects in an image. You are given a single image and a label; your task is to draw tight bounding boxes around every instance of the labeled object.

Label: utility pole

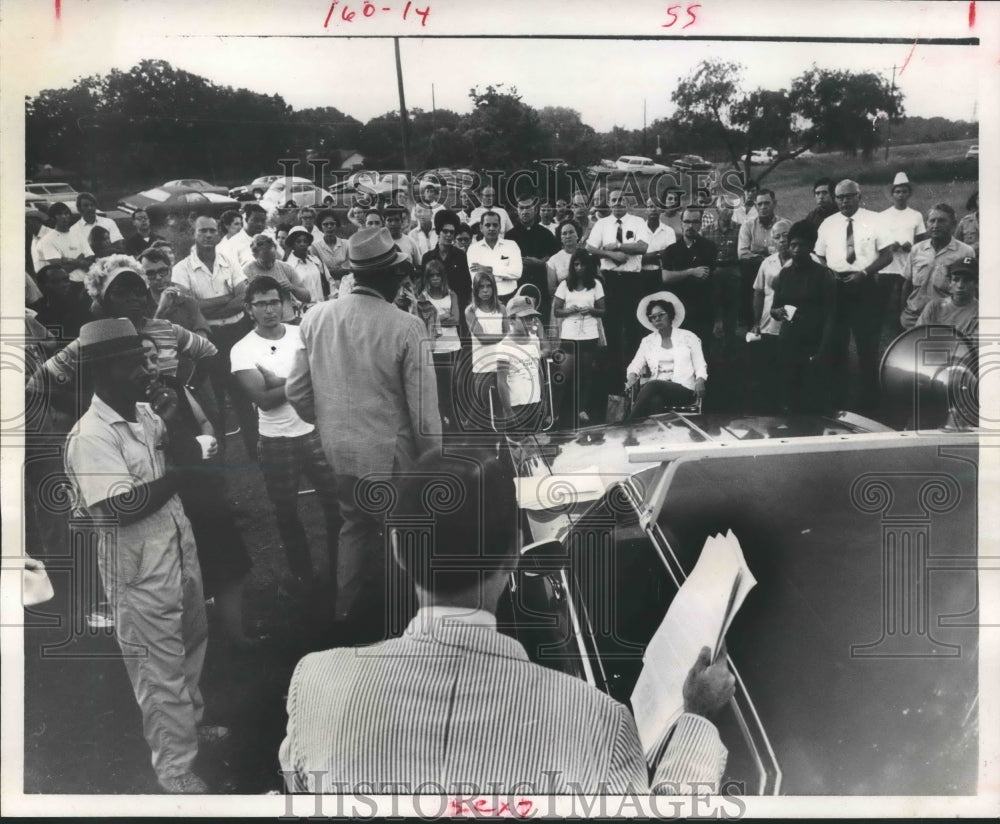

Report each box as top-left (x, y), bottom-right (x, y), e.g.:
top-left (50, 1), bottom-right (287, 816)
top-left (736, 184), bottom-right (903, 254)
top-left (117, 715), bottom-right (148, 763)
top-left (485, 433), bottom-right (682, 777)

top-left (394, 37), bottom-right (410, 169)
top-left (885, 63), bottom-right (896, 163)
top-left (642, 99), bottom-right (647, 155)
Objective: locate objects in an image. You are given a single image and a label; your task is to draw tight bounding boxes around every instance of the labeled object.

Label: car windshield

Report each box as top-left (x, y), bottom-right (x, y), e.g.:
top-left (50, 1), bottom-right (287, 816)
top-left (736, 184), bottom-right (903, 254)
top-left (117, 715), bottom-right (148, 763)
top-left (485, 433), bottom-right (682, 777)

top-left (138, 188), bottom-right (171, 202)
top-left (45, 184), bottom-right (76, 194)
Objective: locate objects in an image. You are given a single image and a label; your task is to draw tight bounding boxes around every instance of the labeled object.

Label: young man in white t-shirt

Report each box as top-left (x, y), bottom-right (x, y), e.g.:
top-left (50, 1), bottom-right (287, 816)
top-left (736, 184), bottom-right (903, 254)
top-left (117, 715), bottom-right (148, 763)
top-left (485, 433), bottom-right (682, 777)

top-left (231, 275), bottom-right (342, 590)
top-left (495, 296), bottom-right (554, 434)
top-left (878, 173), bottom-right (927, 332)
top-left (749, 219), bottom-right (791, 412)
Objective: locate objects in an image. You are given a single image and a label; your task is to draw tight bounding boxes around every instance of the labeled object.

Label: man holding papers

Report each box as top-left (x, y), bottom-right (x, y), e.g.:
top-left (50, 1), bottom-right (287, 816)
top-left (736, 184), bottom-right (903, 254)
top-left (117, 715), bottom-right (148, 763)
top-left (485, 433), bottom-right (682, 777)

top-left (280, 450), bottom-right (733, 794)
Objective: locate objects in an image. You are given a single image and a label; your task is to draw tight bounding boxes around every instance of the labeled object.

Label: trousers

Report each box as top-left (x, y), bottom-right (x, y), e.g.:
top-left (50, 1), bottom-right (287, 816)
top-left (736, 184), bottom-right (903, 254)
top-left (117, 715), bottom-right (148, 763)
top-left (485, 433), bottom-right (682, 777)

top-left (98, 513), bottom-right (207, 782)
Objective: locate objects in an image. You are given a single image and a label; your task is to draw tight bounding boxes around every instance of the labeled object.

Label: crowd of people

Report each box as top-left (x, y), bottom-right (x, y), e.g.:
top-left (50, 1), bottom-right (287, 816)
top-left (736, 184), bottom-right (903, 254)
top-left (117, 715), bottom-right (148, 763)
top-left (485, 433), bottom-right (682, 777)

top-left (21, 169), bottom-right (979, 793)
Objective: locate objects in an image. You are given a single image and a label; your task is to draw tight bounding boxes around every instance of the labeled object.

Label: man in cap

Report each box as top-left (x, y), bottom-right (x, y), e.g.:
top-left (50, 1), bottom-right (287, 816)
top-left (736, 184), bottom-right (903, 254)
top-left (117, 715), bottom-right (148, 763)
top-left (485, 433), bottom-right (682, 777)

top-left (914, 256), bottom-right (978, 339)
top-left (814, 179), bottom-right (894, 413)
top-left (286, 227), bottom-right (441, 641)
top-left (64, 318), bottom-right (218, 793)
top-left (899, 203), bottom-right (975, 330)
top-left (280, 449), bottom-right (733, 794)
top-left (285, 224), bottom-right (330, 304)
top-left (495, 294), bottom-right (555, 433)
top-left (878, 172), bottom-right (927, 331)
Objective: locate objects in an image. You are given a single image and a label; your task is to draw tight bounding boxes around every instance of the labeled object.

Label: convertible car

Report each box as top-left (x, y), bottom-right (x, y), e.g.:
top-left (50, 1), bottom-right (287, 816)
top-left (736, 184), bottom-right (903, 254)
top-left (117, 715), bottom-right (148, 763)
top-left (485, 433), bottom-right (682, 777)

top-left (494, 328), bottom-right (981, 796)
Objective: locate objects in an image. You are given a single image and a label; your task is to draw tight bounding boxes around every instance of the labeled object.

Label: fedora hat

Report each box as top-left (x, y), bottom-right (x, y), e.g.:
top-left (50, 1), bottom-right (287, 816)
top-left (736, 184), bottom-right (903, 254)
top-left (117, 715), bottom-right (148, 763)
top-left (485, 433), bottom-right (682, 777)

top-left (637, 291), bottom-right (686, 331)
top-left (348, 227), bottom-right (410, 272)
top-left (78, 318), bottom-right (144, 362)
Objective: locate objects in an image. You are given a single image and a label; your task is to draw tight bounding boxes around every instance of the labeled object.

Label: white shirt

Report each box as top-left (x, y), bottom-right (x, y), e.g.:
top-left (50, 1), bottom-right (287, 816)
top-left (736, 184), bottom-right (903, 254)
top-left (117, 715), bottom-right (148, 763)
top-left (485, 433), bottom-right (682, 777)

top-left (230, 324), bottom-right (314, 438)
top-left (407, 227), bottom-right (438, 260)
top-left (878, 206), bottom-right (926, 275)
top-left (546, 249), bottom-right (575, 290)
top-left (218, 228), bottom-right (256, 272)
top-left (627, 329), bottom-right (707, 391)
top-left (815, 208), bottom-right (892, 273)
top-left (587, 213), bottom-right (653, 273)
top-left (752, 253), bottom-right (789, 336)
top-left (496, 336), bottom-right (542, 407)
top-left (555, 280), bottom-right (605, 340)
top-left (69, 215), bottom-right (123, 247)
top-left (287, 253), bottom-right (328, 304)
top-left (31, 226), bottom-right (52, 272)
top-left (393, 233), bottom-right (423, 269)
top-left (644, 223), bottom-right (678, 269)
top-left (38, 228), bottom-right (92, 269)
top-left (470, 206), bottom-right (514, 238)
top-left (171, 246), bottom-right (246, 326)
top-left (470, 307), bottom-right (505, 373)
top-left (468, 238), bottom-right (523, 296)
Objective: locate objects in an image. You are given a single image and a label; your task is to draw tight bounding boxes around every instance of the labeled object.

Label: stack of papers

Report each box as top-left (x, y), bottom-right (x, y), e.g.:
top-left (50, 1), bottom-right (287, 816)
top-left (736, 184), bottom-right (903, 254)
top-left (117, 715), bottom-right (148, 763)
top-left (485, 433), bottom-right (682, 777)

top-left (630, 530), bottom-right (757, 759)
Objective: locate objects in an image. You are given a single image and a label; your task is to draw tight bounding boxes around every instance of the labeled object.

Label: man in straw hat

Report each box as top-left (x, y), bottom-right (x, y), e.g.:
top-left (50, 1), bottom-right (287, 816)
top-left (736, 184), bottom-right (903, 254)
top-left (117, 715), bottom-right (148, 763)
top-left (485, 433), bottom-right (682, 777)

top-left (286, 228), bottom-right (441, 641)
top-left (64, 318), bottom-right (220, 793)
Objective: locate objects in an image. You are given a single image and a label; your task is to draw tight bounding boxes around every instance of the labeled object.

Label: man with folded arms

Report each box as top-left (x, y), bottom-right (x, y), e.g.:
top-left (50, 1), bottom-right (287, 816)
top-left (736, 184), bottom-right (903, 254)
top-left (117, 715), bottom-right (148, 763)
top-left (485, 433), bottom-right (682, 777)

top-left (468, 211), bottom-right (524, 305)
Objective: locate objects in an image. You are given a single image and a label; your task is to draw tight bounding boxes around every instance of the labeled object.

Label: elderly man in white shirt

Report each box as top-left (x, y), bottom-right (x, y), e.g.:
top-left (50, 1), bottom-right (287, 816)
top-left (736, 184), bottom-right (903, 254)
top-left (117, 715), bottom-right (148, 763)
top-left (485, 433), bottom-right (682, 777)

top-left (467, 211), bottom-right (523, 304)
top-left (814, 179), bottom-right (894, 413)
top-left (586, 189), bottom-right (653, 370)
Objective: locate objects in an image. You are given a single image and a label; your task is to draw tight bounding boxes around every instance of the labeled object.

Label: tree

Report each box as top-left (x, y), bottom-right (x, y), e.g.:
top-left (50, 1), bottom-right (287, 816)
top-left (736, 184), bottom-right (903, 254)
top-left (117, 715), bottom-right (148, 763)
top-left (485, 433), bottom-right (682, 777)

top-left (670, 59), bottom-right (906, 184)
top-left (465, 85), bottom-right (547, 169)
top-left (536, 106), bottom-right (602, 165)
top-left (790, 66), bottom-right (904, 160)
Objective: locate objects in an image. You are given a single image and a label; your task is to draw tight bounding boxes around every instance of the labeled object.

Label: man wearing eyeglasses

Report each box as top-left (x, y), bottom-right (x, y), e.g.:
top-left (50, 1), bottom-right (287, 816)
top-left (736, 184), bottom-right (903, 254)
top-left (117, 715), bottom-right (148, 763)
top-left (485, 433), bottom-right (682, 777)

top-left (814, 179), bottom-right (894, 413)
top-left (661, 208), bottom-right (719, 346)
top-left (586, 189), bottom-right (653, 370)
top-left (231, 275), bottom-right (342, 590)
top-left (421, 209), bottom-right (472, 321)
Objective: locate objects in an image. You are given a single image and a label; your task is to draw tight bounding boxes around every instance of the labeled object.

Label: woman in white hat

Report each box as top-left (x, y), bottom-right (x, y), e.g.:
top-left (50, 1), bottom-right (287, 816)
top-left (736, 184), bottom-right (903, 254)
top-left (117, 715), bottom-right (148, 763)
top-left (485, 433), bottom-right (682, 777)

top-left (625, 291), bottom-right (707, 420)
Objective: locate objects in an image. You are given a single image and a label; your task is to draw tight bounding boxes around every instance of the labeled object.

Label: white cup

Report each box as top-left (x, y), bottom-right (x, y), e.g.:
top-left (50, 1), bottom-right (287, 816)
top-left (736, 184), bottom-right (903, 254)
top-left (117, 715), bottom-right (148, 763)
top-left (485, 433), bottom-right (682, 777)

top-left (784, 304), bottom-right (798, 321)
top-left (195, 435), bottom-right (217, 461)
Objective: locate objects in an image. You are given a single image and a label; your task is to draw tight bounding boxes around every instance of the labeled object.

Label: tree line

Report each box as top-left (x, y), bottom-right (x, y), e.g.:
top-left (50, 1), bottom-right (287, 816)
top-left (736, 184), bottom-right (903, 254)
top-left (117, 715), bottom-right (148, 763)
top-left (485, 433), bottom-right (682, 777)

top-left (26, 58), bottom-right (975, 190)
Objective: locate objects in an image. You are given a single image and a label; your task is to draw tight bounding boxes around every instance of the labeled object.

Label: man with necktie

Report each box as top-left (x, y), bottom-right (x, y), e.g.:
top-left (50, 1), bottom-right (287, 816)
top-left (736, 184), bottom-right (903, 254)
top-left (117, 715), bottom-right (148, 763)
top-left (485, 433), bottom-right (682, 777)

top-left (814, 179), bottom-right (893, 414)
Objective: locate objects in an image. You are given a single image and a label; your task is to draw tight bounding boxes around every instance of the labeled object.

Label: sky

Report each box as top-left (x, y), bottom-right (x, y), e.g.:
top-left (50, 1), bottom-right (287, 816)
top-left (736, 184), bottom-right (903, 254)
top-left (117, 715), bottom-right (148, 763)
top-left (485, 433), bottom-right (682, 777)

top-left (6, 1), bottom-right (985, 133)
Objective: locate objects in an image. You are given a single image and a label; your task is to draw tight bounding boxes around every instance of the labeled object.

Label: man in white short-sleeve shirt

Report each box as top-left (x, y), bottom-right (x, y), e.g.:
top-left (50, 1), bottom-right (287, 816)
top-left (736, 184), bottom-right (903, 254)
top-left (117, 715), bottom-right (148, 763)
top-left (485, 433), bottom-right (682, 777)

top-left (70, 192), bottom-right (123, 250)
top-left (814, 179), bottom-right (894, 413)
top-left (231, 276), bottom-right (342, 586)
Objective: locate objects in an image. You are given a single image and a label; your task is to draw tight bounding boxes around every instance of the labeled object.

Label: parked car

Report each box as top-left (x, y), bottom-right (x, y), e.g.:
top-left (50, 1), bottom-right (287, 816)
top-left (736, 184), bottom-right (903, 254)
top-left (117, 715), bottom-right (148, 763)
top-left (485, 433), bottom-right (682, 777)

top-left (116, 185), bottom-right (241, 222)
top-left (228, 175), bottom-right (289, 201)
top-left (260, 178), bottom-right (334, 215)
top-left (614, 155), bottom-right (673, 174)
top-left (671, 154), bottom-right (714, 172)
top-left (750, 147), bottom-right (779, 165)
top-left (24, 183), bottom-right (80, 214)
top-left (496, 330), bottom-right (979, 796)
top-left (965, 144), bottom-right (979, 160)
top-left (160, 178), bottom-right (229, 195)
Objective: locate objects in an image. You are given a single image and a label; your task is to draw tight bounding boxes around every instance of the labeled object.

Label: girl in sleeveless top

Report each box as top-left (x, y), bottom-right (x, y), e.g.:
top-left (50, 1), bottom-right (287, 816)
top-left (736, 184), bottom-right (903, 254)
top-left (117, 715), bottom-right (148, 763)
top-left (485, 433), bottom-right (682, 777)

top-left (460, 271), bottom-right (508, 431)
top-left (421, 261), bottom-right (461, 429)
